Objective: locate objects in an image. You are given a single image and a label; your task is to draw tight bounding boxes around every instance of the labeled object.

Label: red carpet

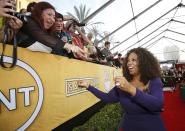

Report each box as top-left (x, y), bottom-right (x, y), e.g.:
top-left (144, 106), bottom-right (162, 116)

top-left (161, 85), bottom-right (185, 131)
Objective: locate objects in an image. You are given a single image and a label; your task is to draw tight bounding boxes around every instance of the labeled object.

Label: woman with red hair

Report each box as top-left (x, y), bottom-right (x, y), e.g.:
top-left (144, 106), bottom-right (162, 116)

top-left (17, 2), bottom-right (86, 58)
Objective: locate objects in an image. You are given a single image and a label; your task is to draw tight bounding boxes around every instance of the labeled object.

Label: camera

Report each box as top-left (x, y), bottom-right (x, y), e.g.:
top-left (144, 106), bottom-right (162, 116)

top-left (73, 20), bottom-right (86, 27)
top-left (12, 12), bottom-right (28, 23)
top-left (6, 4), bottom-right (28, 23)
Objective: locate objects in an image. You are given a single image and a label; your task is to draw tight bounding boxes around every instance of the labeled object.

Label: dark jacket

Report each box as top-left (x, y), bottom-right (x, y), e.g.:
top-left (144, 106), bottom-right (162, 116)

top-left (17, 17), bottom-right (66, 55)
top-left (0, 21), bottom-right (14, 43)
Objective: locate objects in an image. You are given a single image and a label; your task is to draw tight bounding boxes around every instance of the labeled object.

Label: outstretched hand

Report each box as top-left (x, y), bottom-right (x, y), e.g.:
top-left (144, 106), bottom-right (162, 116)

top-left (64, 43), bottom-right (88, 60)
top-left (72, 46), bottom-right (88, 60)
top-left (77, 80), bottom-right (89, 88)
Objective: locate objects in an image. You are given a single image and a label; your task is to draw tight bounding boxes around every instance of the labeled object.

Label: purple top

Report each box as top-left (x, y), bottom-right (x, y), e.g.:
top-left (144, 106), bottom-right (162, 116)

top-left (87, 77), bottom-right (166, 131)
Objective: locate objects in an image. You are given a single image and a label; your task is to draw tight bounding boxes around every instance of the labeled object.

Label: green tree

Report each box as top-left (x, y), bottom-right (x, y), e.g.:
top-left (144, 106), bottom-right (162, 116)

top-left (67, 4), bottom-right (104, 45)
top-left (67, 4), bottom-right (91, 23)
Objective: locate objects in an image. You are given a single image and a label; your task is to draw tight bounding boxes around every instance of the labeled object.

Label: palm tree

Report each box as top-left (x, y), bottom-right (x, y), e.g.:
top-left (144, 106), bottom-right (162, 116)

top-left (67, 4), bottom-right (91, 33)
top-left (67, 3), bottom-right (117, 48)
top-left (67, 4), bottom-right (104, 44)
top-left (67, 4), bottom-right (91, 23)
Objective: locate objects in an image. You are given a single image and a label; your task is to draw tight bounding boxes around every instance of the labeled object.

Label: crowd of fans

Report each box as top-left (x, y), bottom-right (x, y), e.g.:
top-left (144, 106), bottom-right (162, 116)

top-left (0, 0), bottom-right (123, 68)
top-left (161, 66), bottom-right (185, 88)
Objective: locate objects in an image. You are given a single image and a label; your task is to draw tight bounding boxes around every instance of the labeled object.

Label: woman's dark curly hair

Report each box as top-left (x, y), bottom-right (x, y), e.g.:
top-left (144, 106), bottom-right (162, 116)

top-left (122, 47), bottom-right (161, 85)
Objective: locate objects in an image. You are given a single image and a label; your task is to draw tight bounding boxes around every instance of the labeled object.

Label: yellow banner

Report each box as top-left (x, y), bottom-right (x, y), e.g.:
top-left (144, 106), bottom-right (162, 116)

top-left (0, 45), bottom-right (121, 131)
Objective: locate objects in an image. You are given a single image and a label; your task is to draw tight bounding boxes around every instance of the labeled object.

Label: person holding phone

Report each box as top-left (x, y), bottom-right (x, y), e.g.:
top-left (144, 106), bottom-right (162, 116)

top-left (78, 47), bottom-right (166, 131)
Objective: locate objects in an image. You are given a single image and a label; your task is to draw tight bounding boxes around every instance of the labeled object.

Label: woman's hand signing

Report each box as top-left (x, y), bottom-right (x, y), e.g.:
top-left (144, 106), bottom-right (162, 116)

top-left (77, 80), bottom-right (89, 88)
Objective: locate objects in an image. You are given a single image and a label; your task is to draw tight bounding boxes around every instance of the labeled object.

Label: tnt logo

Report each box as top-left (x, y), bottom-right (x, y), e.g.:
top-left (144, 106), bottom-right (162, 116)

top-left (0, 86), bottom-right (35, 111)
top-left (0, 56), bottom-right (43, 131)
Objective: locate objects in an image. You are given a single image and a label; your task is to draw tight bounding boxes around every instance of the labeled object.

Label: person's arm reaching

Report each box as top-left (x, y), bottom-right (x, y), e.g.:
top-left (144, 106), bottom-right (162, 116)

top-left (87, 85), bottom-right (119, 103)
top-left (22, 18), bottom-right (65, 54)
top-left (22, 18), bottom-right (86, 57)
top-left (78, 80), bottom-right (119, 103)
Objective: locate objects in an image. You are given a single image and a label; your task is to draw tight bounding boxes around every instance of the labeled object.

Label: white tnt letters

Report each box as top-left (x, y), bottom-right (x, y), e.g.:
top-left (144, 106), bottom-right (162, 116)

top-left (18, 86), bottom-right (35, 106)
top-left (0, 86), bottom-right (35, 111)
top-left (0, 89), bottom-right (16, 110)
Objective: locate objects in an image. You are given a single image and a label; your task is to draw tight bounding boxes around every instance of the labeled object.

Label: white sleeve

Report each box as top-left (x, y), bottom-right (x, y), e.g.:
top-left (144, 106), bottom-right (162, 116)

top-left (27, 41), bottom-right (52, 53)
